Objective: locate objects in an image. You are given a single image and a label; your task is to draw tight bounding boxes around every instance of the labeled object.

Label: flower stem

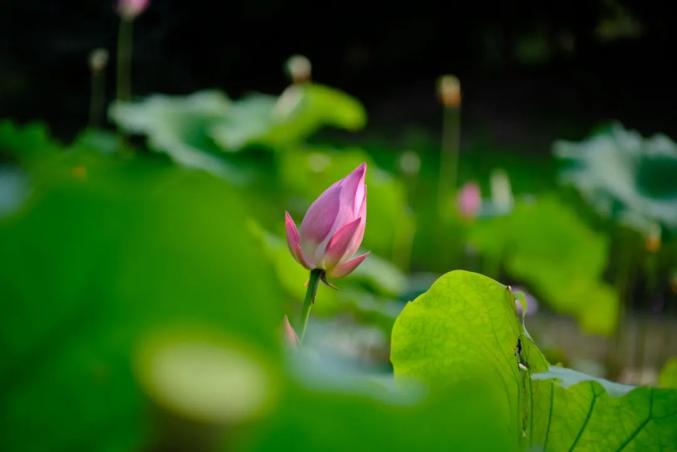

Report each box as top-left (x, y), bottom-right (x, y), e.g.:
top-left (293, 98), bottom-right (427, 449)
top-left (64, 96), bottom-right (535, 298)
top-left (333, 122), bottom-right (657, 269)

top-left (299, 269), bottom-right (323, 342)
top-left (116, 18), bottom-right (133, 102)
top-left (89, 68), bottom-right (106, 127)
top-left (437, 104), bottom-right (461, 220)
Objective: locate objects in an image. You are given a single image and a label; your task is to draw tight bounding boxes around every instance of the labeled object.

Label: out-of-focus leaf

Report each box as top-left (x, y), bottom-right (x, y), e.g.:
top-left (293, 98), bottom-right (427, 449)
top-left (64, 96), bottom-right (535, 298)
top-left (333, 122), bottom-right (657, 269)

top-left (555, 123), bottom-right (677, 234)
top-left (281, 148), bottom-right (414, 263)
top-left (135, 331), bottom-right (279, 426)
top-left (347, 253), bottom-right (407, 297)
top-left (468, 195), bottom-right (618, 335)
top-left (71, 128), bottom-right (120, 155)
top-left (0, 120), bottom-right (60, 162)
top-left (110, 91), bottom-right (249, 182)
top-left (111, 84), bottom-right (365, 170)
top-left (0, 148), bottom-right (283, 452)
top-left (0, 166), bottom-right (28, 216)
top-left (211, 84), bottom-right (366, 150)
top-left (210, 94), bottom-right (277, 150)
top-left (246, 371), bottom-right (513, 452)
top-left (262, 83), bottom-right (366, 144)
top-left (391, 270), bottom-right (677, 451)
top-left (659, 357), bottom-right (677, 389)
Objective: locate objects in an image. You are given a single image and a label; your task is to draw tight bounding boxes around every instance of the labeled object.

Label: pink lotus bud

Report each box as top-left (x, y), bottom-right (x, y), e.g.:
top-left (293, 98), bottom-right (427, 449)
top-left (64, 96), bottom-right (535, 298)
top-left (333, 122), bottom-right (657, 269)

top-left (282, 315), bottom-right (300, 348)
top-left (457, 181), bottom-right (482, 219)
top-left (285, 163), bottom-right (369, 279)
top-left (117, 0), bottom-right (149, 20)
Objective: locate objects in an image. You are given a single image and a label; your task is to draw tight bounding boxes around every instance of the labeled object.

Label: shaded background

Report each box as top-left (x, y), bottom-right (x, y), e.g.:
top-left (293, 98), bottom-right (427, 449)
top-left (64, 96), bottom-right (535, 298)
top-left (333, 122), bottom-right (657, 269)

top-left (1, 0), bottom-right (676, 147)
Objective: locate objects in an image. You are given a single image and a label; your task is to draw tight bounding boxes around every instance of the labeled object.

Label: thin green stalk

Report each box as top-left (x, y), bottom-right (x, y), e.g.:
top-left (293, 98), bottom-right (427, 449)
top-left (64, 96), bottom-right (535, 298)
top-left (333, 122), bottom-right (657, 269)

top-left (89, 69), bottom-right (105, 127)
top-left (437, 105), bottom-right (461, 219)
top-left (635, 250), bottom-right (658, 374)
top-left (116, 18), bottom-right (133, 101)
top-left (299, 269), bottom-right (323, 342)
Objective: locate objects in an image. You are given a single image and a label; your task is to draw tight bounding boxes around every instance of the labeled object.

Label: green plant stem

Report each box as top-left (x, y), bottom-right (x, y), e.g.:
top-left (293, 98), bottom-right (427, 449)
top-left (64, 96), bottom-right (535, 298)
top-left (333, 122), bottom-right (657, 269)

top-left (299, 269), bottom-right (322, 342)
top-left (635, 250), bottom-right (658, 374)
top-left (437, 105), bottom-right (461, 220)
top-left (116, 18), bottom-right (133, 102)
top-left (89, 69), bottom-right (105, 127)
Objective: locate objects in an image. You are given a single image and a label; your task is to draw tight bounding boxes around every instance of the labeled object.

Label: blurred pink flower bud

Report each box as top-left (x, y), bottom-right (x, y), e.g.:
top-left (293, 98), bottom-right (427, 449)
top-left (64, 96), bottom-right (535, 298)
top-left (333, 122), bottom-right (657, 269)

top-left (513, 286), bottom-right (539, 316)
top-left (117, 0), bottom-right (149, 20)
top-left (457, 181), bottom-right (481, 219)
top-left (285, 163), bottom-right (369, 279)
top-left (283, 315), bottom-right (300, 348)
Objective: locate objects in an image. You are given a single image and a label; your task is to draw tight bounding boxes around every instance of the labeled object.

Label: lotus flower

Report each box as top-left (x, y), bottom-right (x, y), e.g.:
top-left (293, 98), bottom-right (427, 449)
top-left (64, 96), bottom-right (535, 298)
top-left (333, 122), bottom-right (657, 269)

top-left (285, 163), bottom-right (368, 279)
top-left (118, 0), bottom-right (149, 20)
top-left (457, 181), bottom-right (481, 219)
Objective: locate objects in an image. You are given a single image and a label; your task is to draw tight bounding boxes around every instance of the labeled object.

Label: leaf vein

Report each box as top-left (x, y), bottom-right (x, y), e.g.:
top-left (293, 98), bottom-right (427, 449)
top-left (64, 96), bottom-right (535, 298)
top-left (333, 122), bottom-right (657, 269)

top-left (568, 382), bottom-right (598, 451)
top-left (616, 388), bottom-right (654, 451)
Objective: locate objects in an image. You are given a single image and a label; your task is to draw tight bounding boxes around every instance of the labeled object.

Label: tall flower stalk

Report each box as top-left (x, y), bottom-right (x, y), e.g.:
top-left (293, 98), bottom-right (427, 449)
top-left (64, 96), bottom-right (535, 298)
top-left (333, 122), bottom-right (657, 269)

top-left (88, 49), bottom-right (109, 127)
top-left (285, 164), bottom-right (369, 343)
top-left (115, 0), bottom-right (149, 102)
top-left (437, 75), bottom-right (462, 220)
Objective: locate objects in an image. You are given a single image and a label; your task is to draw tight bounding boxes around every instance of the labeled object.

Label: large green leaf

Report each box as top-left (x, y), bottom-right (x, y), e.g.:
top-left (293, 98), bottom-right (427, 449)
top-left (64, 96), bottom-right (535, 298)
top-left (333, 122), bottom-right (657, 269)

top-left (391, 271), bottom-right (540, 449)
top-left (0, 142), bottom-right (283, 451)
top-left (468, 196), bottom-right (618, 335)
top-left (555, 123), bottom-right (677, 234)
top-left (391, 270), bottom-right (677, 451)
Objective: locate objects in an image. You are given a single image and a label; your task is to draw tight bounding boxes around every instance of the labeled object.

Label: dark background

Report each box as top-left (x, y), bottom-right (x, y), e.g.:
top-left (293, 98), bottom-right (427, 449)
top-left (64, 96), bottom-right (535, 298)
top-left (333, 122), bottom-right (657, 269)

top-left (1, 0), bottom-right (675, 149)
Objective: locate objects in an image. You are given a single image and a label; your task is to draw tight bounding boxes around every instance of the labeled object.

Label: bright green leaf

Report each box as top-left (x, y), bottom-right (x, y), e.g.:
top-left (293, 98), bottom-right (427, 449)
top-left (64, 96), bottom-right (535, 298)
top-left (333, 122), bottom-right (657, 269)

top-left (391, 270), bottom-right (677, 451)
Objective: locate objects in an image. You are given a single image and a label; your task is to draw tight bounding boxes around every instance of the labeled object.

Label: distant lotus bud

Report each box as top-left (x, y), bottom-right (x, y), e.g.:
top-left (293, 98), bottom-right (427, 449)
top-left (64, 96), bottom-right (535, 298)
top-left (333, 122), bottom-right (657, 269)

top-left (437, 75), bottom-right (461, 108)
top-left (117, 0), bottom-right (149, 20)
top-left (457, 181), bottom-right (481, 219)
top-left (645, 222), bottom-right (661, 253)
top-left (89, 48), bottom-right (109, 73)
top-left (282, 315), bottom-right (300, 348)
top-left (490, 168), bottom-right (513, 213)
top-left (286, 55), bottom-right (312, 84)
top-left (285, 163), bottom-right (369, 279)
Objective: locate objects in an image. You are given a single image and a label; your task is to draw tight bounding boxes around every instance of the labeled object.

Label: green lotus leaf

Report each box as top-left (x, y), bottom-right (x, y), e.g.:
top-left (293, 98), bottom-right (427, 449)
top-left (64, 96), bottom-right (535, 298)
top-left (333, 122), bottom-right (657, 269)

top-left (391, 270), bottom-right (677, 451)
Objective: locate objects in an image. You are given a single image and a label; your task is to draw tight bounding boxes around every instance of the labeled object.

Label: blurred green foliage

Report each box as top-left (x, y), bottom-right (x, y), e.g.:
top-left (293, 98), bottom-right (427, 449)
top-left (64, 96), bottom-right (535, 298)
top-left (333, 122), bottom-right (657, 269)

top-left (660, 357), bottom-right (677, 389)
top-left (468, 196), bottom-right (618, 335)
top-left (0, 122), bottom-right (285, 451)
top-left (555, 122), bottom-right (677, 236)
